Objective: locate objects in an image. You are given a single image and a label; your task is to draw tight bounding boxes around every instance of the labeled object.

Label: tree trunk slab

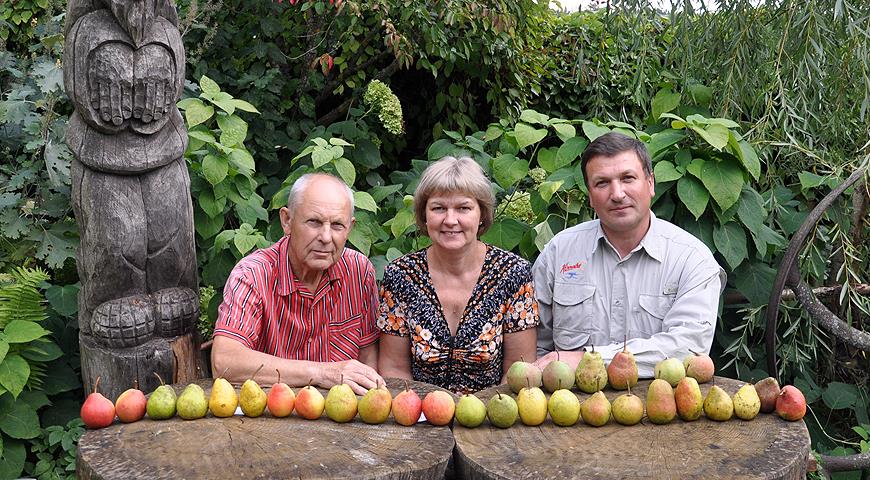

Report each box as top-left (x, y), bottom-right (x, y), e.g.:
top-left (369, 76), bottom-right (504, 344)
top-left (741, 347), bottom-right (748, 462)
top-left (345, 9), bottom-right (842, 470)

top-left (454, 377), bottom-right (810, 480)
top-left (77, 378), bottom-right (454, 480)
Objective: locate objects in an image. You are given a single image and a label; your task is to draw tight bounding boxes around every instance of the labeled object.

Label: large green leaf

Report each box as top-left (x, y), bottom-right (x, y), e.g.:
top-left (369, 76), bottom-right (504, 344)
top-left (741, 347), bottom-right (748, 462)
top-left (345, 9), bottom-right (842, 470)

top-left (20, 339), bottom-right (63, 362)
top-left (44, 284), bottom-right (79, 316)
top-left (727, 131), bottom-right (761, 180)
top-left (822, 382), bottom-right (859, 410)
top-left (0, 354), bottom-right (30, 399)
top-left (427, 139), bottom-right (455, 160)
top-left (677, 175), bottom-right (709, 220)
top-left (491, 154), bottom-right (529, 189)
top-left (202, 154), bottom-right (229, 185)
top-left (646, 129), bottom-right (686, 158)
top-left (736, 186), bottom-right (767, 232)
top-left (654, 161), bottom-right (683, 182)
top-left (0, 399), bottom-right (39, 439)
top-left (514, 123), bottom-right (547, 150)
top-left (182, 99), bottom-right (214, 127)
top-left (750, 224), bottom-right (786, 256)
top-left (0, 342), bottom-right (7, 365)
top-left (556, 136), bottom-right (588, 168)
top-left (216, 114), bottom-right (247, 147)
top-left (533, 220), bottom-right (555, 252)
top-left (652, 88), bottom-right (681, 121)
top-left (536, 147), bottom-right (558, 172)
top-left (199, 75), bottom-right (221, 96)
top-left (552, 123), bottom-right (576, 141)
top-left (198, 190), bottom-right (224, 218)
top-left (690, 123), bottom-right (729, 150)
top-left (713, 222), bottom-right (748, 270)
top-left (0, 438), bottom-right (25, 479)
top-left (519, 109), bottom-right (549, 125)
top-left (480, 218), bottom-right (527, 251)
top-left (700, 158), bottom-right (744, 211)
top-left (353, 191), bottom-right (378, 213)
top-left (333, 158), bottom-right (356, 186)
top-left (386, 208), bottom-right (416, 238)
top-left (537, 181), bottom-right (563, 203)
top-left (3, 321), bottom-right (49, 344)
top-left (681, 217), bottom-right (715, 253)
top-left (732, 261), bottom-right (777, 306)
top-left (581, 121), bottom-right (610, 141)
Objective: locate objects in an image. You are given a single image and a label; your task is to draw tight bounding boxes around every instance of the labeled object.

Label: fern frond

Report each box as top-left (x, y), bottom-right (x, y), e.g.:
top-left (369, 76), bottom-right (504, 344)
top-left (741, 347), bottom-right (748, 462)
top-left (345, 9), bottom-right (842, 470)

top-left (0, 266), bottom-right (50, 329)
top-left (26, 361), bottom-right (47, 390)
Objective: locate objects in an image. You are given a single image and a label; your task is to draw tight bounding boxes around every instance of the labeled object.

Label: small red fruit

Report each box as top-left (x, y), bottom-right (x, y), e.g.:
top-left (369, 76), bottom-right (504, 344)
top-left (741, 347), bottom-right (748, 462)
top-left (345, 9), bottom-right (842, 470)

top-left (776, 385), bottom-right (807, 421)
top-left (392, 382), bottom-right (422, 426)
top-left (81, 377), bottom-right (116, 429)
top-left (115, 381), bottom-right (147, 423)
top-left (421, 390), bottom-right (455, 426)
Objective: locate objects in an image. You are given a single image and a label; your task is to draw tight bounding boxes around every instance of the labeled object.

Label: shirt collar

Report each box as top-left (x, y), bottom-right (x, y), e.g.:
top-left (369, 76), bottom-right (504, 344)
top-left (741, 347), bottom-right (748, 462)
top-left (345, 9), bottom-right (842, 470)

top-left (277, 235), bottom-right (340, 296)
top-left (591, 211), bottom-right (664, 262)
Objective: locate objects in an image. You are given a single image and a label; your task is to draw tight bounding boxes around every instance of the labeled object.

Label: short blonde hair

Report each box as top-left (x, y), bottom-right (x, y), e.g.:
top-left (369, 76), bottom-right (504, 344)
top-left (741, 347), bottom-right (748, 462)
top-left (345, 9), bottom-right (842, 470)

top-left (414, 156), bottom-right (495, 237)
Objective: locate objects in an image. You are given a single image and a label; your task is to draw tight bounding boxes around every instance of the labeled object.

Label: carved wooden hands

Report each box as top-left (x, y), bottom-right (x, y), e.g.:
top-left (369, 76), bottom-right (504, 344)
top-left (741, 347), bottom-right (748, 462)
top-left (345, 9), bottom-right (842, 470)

top-left (88, 42), bottom-right (174, 127)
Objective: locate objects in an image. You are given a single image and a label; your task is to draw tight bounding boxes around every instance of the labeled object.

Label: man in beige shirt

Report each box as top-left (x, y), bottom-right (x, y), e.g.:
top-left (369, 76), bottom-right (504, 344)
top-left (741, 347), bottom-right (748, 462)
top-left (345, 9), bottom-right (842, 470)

top-left (533, 132), bottom-right (725, 376)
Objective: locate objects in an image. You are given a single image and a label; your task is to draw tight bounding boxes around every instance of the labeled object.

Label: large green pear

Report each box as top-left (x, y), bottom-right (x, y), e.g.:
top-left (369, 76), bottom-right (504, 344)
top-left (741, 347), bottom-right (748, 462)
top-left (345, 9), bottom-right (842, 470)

top-left (325, 382), bottom-right (358, 423)
top-left (547, 389), bottom-right (580, 427)
top-left (575, 349), bottom-right (608, 393)
top-left (146, 373), bottom-right (177, 420)
top-left (454, 394), bottom-right (487, 428)
top-left (487, 392), bottom-right (518, 428)
top-left (176, 384), bottom-right (208, 420)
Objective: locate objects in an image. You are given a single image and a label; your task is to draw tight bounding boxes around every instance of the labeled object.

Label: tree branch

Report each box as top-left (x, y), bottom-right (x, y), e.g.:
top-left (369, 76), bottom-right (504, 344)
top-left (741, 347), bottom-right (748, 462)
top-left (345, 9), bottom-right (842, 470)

top-left (819, 452), bottom-right (870, 473)
top-left (790, 277), bottom-right (870, 351)
top-left (315, 56), bottom-right (402, 125)
top-left (724, 283), bottom-right (870, 305)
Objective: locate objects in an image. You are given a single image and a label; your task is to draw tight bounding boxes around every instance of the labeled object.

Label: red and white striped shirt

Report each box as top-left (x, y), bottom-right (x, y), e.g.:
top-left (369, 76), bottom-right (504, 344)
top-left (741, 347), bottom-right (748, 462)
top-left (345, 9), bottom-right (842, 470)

top-left (214, 235), bottom-right (379, 361)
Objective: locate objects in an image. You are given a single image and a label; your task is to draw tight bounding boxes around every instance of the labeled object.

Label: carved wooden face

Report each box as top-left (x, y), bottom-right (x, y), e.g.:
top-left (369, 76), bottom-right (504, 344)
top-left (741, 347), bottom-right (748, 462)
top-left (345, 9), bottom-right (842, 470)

top-left (105, 0), bottom-right (161, 45)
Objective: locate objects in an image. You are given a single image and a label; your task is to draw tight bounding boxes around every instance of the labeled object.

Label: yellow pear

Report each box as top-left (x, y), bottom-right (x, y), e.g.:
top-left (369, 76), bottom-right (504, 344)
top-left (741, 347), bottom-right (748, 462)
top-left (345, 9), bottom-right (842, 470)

top-left (240, 364), bottom-right (268, 418)
top-left (209, 370), bottom-right (238, 418)
top-left (704, 385), bottom-right (733, 421)
top-left (517, 380), bottom-right (548, 426)
top-left (733, 384), bottom-right (761, 420)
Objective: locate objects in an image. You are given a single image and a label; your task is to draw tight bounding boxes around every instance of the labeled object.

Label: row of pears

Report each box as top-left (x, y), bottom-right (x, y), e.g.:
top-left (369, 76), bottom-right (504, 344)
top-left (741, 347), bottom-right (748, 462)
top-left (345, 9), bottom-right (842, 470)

top-left (507, 344), bottom-right (716, 396)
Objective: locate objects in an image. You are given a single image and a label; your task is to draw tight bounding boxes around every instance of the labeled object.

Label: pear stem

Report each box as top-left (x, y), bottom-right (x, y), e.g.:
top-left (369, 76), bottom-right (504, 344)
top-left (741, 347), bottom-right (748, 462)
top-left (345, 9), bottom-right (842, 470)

top-left (307, 378), bottom-right (314, 387)
top-left (556, 350), bottom-right (561, 362)
top-left (623, 335), bottom-right (628, 352)
top-left (251, 363), bottom-right (265, 381)
top-left (627, 383), bottom-right (632, 396)
top-left (591, 344), bottom-right (596, 353)
top-left (133, 378), bottom-right (139, 390)
top-left (220, 367), bottom-right (230, 379)
top-left (153, 372), bottom-right (164, 386)
top-left (403, 379), bottom-right (410, 392)
top-left (93, 376), bottom-right (101, 394)
top-left (276, 369), bottom-right (282, 384)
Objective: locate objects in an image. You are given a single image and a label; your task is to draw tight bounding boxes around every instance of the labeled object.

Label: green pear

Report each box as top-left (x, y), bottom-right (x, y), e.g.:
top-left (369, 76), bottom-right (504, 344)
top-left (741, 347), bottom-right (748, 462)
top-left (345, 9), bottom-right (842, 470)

top-left (547, 388), bottom-right (580, 427)
top-left (358, 381), bottom-right (392, 424)
top-left (454, 393), bottom-right (487, 428)
top-left (542, 352), bottom-right (575, 393)
top-left (209, 374), bottom-right (238, 418)
top-left (654, 357), bottom-right (686, 387)
top-left (239, 364), bottom-right (268, 418)
top-left (517, 380), bottom-right (548, 426)
top-left (703, 385), bottom-right (733, 421)
top-left (487, 392), bottom-right (518, 428)
top-left (325, 376), bottom-right (358, 423)
top-left (646, 378), bottom-right (676, 424)
top-left (611, 386), bottom-right (644, 426)
top-left (146, 373), bottom-right (177, 420)
top-left (176, 383), bottom-right (208, 420)
top-left (674, 377), bottom-right (703, 421)
top-left (733, 384), bottom-right (761, 420)
top-left (575, 347), bottom-right (608, 393)
top-left (580, 391), bottom-right (611, 427)
top-left (506, 358), bottom-right (542, 394)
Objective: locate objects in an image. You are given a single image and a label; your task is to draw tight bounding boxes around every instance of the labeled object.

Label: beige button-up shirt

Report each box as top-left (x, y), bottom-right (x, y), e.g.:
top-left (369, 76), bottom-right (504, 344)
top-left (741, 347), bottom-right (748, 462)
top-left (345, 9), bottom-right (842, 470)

top-left (533, 213), bottom-right (726, 377)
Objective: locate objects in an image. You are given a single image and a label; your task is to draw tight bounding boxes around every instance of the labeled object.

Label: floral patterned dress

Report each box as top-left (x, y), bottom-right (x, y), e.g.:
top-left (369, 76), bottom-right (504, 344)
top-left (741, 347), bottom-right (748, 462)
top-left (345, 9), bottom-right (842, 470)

top-left (377, 244), bottom-right (539, 392)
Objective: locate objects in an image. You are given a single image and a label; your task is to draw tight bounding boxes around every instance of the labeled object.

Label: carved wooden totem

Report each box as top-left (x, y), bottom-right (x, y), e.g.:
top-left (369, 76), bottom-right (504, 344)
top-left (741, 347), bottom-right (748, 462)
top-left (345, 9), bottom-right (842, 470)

top-left (63, 0), bottom-right (200, 401)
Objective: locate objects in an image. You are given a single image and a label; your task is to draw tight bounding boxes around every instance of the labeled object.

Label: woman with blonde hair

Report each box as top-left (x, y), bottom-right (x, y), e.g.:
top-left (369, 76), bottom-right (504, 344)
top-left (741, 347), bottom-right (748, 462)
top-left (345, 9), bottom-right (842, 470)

top-left (377, 156), bottom-right (538, 393)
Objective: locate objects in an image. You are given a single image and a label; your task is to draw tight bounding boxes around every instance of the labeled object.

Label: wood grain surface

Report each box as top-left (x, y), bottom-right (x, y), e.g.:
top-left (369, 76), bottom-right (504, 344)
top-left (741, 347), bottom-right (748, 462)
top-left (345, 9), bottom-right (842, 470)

top-left (453, 376), bottom-right (810, 480)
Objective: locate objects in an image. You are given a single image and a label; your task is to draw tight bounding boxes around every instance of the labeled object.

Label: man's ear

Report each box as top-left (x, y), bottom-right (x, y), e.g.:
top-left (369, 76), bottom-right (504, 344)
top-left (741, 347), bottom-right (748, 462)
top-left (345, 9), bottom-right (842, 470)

top-left (279, 207), bottom-right (292, 235)
top-left (349, 216), bottom-right (356, 231)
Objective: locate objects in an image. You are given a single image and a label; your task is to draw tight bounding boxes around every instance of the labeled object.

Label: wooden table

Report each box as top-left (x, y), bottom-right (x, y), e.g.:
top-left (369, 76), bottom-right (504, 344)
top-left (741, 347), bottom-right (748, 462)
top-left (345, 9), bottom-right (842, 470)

top-left (453, 376), bottom-right (810, 480)
top-left (77, 378), bottom-right (454, 480)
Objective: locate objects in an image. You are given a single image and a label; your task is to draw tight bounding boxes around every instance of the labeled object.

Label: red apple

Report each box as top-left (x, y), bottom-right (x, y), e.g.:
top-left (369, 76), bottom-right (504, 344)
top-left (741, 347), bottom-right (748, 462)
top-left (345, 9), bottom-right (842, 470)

top-left (267, 369), bottom-right (296, 418)
top-left (422, 390), bottom-right (455, 426)
top-left (115, 381), bottom-right (146, 423)
top-left (81, 377), bottom-right (116, 429)
top-left (776, 385), bottom-right (806, 421)
top-left (391, 382), bottom-right (422, 426)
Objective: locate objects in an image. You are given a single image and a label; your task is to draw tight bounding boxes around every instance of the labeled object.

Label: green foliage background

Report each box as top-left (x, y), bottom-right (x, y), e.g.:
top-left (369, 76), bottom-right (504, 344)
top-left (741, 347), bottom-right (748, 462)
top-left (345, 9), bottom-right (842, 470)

top-left (1, 0), bottom-right (869, 477)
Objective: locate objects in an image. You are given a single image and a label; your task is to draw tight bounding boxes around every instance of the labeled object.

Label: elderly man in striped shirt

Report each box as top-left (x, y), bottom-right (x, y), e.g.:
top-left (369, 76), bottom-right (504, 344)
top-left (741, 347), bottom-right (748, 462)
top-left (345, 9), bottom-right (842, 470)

top-left (211, 173), bottom-right (384, 394)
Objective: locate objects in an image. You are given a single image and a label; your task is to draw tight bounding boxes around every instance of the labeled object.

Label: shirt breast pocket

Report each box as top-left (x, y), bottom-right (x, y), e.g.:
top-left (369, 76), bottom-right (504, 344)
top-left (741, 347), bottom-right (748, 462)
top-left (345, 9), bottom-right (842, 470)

top-left (552, 284), bottom-right (596, 350)
top-left (635, 294), bottom-right (675, 337)
top-left (330, 313), bottom-right (362, 357)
